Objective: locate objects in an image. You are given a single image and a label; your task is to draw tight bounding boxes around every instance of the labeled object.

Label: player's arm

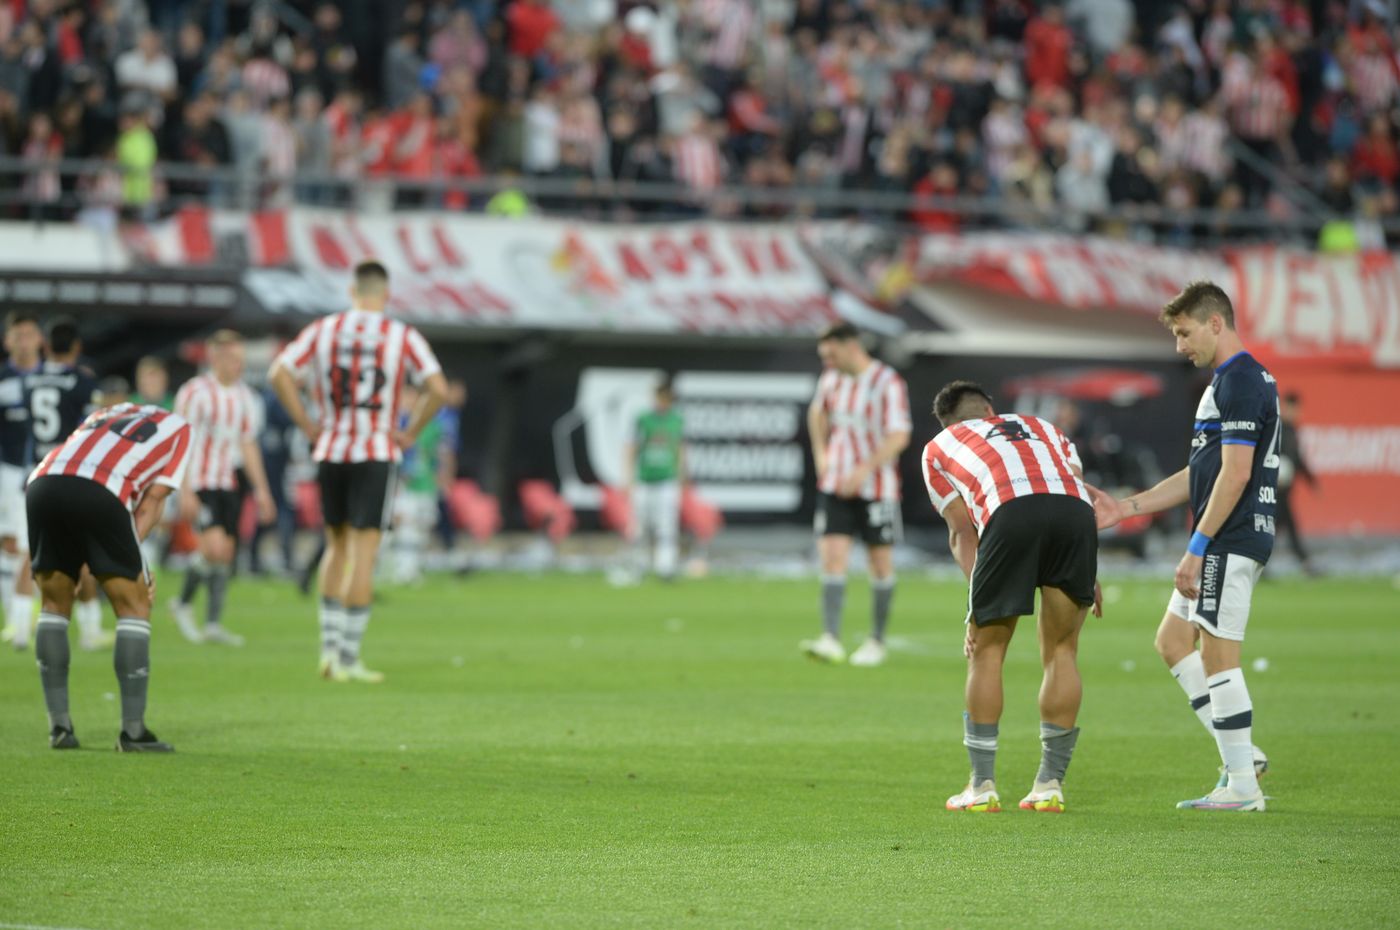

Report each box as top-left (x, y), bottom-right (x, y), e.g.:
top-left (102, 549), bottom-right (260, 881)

top-left (1172, 443), bottom-right (1253, 598)
top-left (622, 431), bottom-right (637, 491)
top-left (269, 362), bottom-right (319, 446)
top-left (839, 429), bottom-right (911, 496)
top-left (807, 398), bottom-right (829, 478)
top-left (397, 372), bottom-right (448, 449)
top-left (1092, 467), bottom-right (1189, 530)
top-left (942, 497), bottom-right (979, 582)
top-left (437, 440), bottom-right (457, 497)
top-left (133, 485), bottom-right (173, 540)
top-left (240, 437), bottom-right (277, 523)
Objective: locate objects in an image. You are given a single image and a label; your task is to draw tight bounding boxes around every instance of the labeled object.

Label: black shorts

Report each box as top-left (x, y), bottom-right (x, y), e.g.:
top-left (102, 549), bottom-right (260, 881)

top-left (27, 475), bottom-right (147, 582)
top-left (318, 461), bottom-right (397, 531)
top-left (814, 493), bottom-right (900, 547)
top-left (968, 494), bottom-right (1097, 626)
top-left (196, 489), bottom-right (242, 536)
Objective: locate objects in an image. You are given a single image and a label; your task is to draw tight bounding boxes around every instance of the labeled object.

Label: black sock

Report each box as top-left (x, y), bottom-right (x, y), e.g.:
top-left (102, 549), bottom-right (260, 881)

top-left (36, 613), bottom-right (71, 731)
top-left (113, 618), bottom-right (151, 738)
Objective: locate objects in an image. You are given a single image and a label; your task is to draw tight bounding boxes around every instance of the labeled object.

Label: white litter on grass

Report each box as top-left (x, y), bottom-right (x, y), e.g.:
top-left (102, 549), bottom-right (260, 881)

top-left (569, 636), bottom-right (585, 650)
top-left (102, 692), bottom-right (114, 702)
top-left (1252, 657), bottom-right (1270, 672)
top-left (398, 745), bottom-right (408, 752)
top-left (1104, 585), bottom-right (1124, 604)
top-left (664, 618), bottom-right (685, 633)
top-left (1120, 660), bottom-right (1137, 672)
top-left (450, 656), bottom-right (465, 668)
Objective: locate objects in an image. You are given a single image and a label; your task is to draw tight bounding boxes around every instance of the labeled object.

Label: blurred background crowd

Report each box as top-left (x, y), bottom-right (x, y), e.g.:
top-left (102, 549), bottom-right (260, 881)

top-left (0, 0), bottom-right (1396, 243)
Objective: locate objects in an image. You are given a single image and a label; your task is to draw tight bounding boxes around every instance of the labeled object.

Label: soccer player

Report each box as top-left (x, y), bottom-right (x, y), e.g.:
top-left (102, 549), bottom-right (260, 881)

top-left (28, 401), bottom-right (192, 751)
top-left (925, 382), bottom-right (1102, 814)
top-left (801, 323), bottom-right (911, 667)
top-left (169, 331), bottom-right (277, 646)
top-left (29, 317), bottom-right (108, 650)
top-left (1094, 281), bottom-right (1278, 812)
top-left (270, 260), bottom-right (447, 683)
top-left (0, 312), bottom-right (43, 650)
top-left (623, 378), bottom-right (685, 581)
top-left (133, 356), bottom-right (173, 410)
top-left (388, 382), bottom-right (448, 585)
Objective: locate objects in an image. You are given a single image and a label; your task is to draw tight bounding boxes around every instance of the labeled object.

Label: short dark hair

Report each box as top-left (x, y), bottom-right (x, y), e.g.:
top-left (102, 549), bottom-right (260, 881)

top-left (46, 316), bottom-right (80, 355)
top-left (207, 328), bottom-right (242, 348)
top-left (135, 355), bottom-right (167, 375)
top-left (656, 377), bottom-right (675, 397)
top-left (933, 380), bottom-right (995, 427)
top-left (354, 259), bottom-right (389, 289)
top-left (1160, 280), bottom-right (1235, 330)
top-left (818, 321), bottom-right (861, 343)
top-left (5, 311), bottom-right (39, 331)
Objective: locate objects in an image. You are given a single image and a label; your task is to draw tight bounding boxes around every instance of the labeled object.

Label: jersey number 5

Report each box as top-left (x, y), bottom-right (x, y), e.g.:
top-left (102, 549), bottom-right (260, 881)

top-left (29, 387), bottom-right (61, 443)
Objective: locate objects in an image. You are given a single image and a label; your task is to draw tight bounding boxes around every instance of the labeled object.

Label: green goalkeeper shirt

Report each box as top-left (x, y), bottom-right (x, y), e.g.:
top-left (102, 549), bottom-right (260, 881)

top-left (634, 410), bottom-right (684, 484)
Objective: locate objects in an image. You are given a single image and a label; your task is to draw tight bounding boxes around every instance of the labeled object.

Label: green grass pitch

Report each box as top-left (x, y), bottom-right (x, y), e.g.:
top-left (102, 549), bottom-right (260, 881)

top-left (1, 572), bottom-right (1397, 929)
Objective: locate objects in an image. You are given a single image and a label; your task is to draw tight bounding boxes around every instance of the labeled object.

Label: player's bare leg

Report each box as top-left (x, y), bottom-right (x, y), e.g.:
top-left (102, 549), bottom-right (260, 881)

top-left (1022, 587), bottom-right (1088, 812)
top-left (329, 528), bottom-right (385, 683)
top-left (34, 569), bottom-right (78, 747)
top-left (196, 527), bottom-right (242, 646)
top-left (99, 572), bottom-right (172, 752)
top-left (949, 617), bottom-right (1015, 812)
top-left (317, 524), bottom-right (349, 676)
top-left (75, 567), bottom-right (113, 651)
top-left (1156, 610), bottom-right (1215, 735)
top-left (851, 545), bottom-right (894, 667)
top-left (803, 534), bottom-right (852, 663)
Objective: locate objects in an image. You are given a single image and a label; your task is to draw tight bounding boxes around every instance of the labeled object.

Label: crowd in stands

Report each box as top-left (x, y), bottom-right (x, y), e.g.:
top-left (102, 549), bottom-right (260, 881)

top-left (0, 0), bottom-right (1396, 244)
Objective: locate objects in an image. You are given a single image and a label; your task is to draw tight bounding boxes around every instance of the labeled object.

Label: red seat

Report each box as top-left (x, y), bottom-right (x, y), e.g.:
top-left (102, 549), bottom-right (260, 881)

top-left (598, 484), bottom-right (634, 537)
top-left (448, 479), bottom-right (502, 541)
top-left (295, 480), bottom-right (323, 531)
top-left (681, 487), bottom-right (723, 543)
top-left (518, 480), bottom-right (576, 543)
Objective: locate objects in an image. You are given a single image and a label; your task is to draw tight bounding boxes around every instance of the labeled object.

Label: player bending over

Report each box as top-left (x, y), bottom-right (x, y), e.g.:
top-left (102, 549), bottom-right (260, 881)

top-left (28, 402), bottom-right (192, 751)
top-left (924, 382), bottom-right (1102, 814)
top-left (169, 330), bottom-right (275, 646)
top-left (271, 260), bottom-right (446, 683)
top-left (801, 323), bottom-right (911, 667)
top-left (1094, 282), bottom-right (1276, 813)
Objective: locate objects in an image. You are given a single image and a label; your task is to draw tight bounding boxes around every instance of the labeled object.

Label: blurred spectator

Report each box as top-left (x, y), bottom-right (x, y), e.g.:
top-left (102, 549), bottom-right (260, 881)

top-left (115, 108), bottom-right (157, 219)
top-left (1025, 5), bottom-right (1073, 91)
top-left (430, 10), bottom-right (487, 78)
top-left (911, 162), bottom-right (961, 233)
top-left (115, 28), bottom-right (176, 118)
top-left (383, 29), bottom-right (424, 112)
top-left (506, 0), bottom-right (561, 59)
top-left (21, 111), bottom-right (62, 219)
top-left (1352, 113), bottom-right (1399, 189)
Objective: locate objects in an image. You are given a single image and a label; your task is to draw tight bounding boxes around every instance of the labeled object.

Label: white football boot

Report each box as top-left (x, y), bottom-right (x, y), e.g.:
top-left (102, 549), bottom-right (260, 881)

top-left (800, 633), bottom-right (846, 664)
top-left (848, 639), bottom-right (887, 667)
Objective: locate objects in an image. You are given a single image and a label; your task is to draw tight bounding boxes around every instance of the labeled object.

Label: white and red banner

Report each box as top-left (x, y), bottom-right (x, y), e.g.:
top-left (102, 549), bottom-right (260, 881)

top-left (137, 209), bottom-right (843, 337)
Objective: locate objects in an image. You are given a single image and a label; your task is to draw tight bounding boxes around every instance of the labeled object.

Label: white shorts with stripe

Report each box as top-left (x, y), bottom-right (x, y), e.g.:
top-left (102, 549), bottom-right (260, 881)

top-left (1167, 551), bottom-right (1264, 643)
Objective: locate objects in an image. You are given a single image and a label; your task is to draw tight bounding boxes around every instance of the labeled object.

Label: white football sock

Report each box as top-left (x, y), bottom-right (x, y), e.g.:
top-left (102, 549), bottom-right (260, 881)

top-left (1169, 652), bottom-right (1215, 735)
top-left (1208, 668), bottom-right (1259, 795)
top-left (8, 593), bottom-right (33, 646)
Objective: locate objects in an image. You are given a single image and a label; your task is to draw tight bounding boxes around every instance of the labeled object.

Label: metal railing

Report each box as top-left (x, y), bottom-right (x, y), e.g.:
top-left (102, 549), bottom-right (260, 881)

top-left (0, 155), bottom-right (1391, 249)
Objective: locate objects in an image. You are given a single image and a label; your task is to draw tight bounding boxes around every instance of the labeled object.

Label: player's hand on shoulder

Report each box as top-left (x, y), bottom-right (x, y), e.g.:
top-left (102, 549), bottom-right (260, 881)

top-left (1086, 484), bottom-right (1122, 530)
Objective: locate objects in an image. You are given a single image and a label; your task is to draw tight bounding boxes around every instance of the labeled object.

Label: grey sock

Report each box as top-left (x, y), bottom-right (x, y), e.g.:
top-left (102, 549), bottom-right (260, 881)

top-left (35, 613), bottom-right (72, 731)
top-left (320, 597), bottom-right (344, 654)
top-left (1036, 722), bottom-right (1081, 783)
top-left (964, 716), bottom-right (998, 785)
top-left (205, 564), bottom-right (230, 628)
top-left (179, 564), bottom-right (205, 605)
top-left (820, 575), bottom-right (845, 638)
top-left (114, 618), bottom-right (151, 739)
top-left (340, 607), bottom-right (370, 666)
top-left (871, 577), bottom-right (895, 642)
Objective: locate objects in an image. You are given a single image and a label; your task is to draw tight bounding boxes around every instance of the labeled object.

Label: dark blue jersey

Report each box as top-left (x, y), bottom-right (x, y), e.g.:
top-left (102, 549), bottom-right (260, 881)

top-left (1188, 351), bottom-right (1280, 564)
top-left (0, 362), bottom-right (36, 467)
top-left (27, 361), bottom-right (102, 460)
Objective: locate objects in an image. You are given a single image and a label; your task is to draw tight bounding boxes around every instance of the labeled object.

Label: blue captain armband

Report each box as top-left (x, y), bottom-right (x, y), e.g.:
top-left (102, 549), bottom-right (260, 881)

top-left (1187, 531), bottom-right (1212, 557)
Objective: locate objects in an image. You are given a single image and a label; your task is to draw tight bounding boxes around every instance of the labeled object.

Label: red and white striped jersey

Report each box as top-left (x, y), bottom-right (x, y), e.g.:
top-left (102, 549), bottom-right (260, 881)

top-left (922, 414), bottom-right (1088, 532)
top-left (29, 404), bottom-right (192, 510)
top-left (272, 309), bottom-right (442, 464)
top-left (814, 361), bottom-right (912, 502)
top-left (174, 374), bottom-right (260, 491)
